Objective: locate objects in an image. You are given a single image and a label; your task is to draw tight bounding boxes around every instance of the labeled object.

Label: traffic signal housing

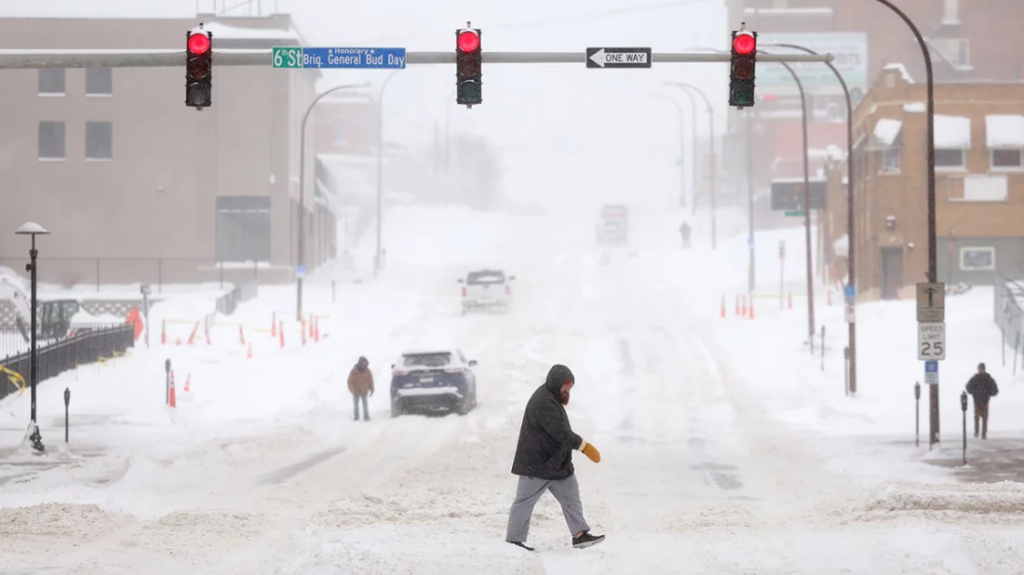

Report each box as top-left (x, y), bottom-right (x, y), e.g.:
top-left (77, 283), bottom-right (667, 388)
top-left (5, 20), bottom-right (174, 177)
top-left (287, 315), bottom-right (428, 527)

top-left (729, 30), bottom-right (757, 108)
top-left (455, 27), bottom-right (481, 107)
top-left (186, 29), bottom-right (212, 108)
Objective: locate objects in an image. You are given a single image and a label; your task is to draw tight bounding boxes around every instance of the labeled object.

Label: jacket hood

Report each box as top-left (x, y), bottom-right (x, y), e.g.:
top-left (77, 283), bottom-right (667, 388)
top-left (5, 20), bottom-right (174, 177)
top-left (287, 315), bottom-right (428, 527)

top-left (544, 364), bottom-right (574, 395)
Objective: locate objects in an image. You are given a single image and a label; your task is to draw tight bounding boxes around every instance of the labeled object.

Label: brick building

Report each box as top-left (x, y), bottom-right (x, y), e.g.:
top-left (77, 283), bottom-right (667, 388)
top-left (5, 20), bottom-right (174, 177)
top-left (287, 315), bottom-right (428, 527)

top-left (723, 0), bottom-right (1024, 242)
top-left (822, 67), bottom-right (1024, 301)
top-left (0, 10), bottom-right (342, 288)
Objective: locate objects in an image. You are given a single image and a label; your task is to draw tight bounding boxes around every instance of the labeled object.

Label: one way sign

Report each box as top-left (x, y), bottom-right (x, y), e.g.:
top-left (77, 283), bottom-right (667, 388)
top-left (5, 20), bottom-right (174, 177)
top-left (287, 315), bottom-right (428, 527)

top-left (586, 47), bottom-right (652, 68)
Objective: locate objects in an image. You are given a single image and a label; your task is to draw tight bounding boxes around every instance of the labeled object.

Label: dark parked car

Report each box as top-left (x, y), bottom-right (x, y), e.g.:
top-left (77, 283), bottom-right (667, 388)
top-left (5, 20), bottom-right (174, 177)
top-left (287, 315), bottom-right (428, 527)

top-left (390, 348), bottom-right (478, 417)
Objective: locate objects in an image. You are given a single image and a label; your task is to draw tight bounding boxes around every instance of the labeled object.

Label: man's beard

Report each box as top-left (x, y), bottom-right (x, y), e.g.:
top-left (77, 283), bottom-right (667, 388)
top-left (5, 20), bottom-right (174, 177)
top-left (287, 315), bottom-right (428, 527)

top-left (559, 390), bottom-right (570, 405)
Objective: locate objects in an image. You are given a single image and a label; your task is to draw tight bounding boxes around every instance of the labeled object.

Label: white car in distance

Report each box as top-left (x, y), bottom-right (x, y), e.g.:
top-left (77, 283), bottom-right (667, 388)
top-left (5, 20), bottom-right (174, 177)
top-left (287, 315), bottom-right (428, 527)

top-left (459, 269), bottom-right (514, 314)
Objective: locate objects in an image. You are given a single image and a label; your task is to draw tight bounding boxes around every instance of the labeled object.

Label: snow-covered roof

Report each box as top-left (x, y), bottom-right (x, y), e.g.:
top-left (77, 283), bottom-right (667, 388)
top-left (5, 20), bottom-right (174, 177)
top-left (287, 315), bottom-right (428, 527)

top-left (986, 115), bottom-right (1024, 148)
top-left (190, 22), bottom-right (297, 40)
top-left (935, 115), bottom-right (971, 149)
top-left (884, 63), bottom-right (914, 83)
top-left (873, 119), bottom-right (903, 146)
top-left (903, 102), bottom-right (926, 113)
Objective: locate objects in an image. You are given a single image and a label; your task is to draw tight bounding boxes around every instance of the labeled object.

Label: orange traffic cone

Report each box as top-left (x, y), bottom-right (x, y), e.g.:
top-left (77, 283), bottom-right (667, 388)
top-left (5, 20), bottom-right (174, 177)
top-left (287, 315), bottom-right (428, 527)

top-left (308, 316), bottom-right (315, 338)
top-left (271, 312), bottom-right (277, 337)
top-left (184, 374), bottom-right (191, 392)
top-left (314, 316), bottom-right (320, 342)
top-left (741, 295), bottom-right (747, 318)
top-left (169, 371), bottom-right (177, 408)
top-left (187, 321), bottom-right (200, 346)
top-left (247, 342), bottom-right (253, 359)
top-left (161, 320), bottom-right (167, 345)
top-left (749, 295), bottom-right (755, 320)
top-left (734, 295), bottom-right (740, 316)
top-left (721, 295), bottom-right (726, 319)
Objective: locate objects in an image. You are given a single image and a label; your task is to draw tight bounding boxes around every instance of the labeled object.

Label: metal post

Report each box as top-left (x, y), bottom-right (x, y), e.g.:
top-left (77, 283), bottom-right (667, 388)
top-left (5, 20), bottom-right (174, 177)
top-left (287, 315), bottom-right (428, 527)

top-left (768, 42), bottom-right (857, 395)
top-left (141, 285), bottom-right (151, 349)
top-left (649, 95), bottom-right (686, 211)
top-left (868, 0), bottom-right (938, 446)
top-left (914, 381), bottom-right (921, 447)
top-left (843, 346), bottom-right (850, 395)
top-left (821, 324), bottom-right (826, 371)
top-left (332, 280), bottom-right (336, 304)
top-left (747, 110), bottom-right (756, 291)
top-left (297, 83), bottom-right (370, 319)
top-left (960, 391), bottom-right (968, 466)
top-left (165, 358), bottom-right (171, 405)
top-left (665, 82), bottom-right (717, 249)
top-left (376, 71), bottom-right (401, 278)
top-left (27, 236), bottom-right (44, 453)
top-left (761, 53), bottom-right (815, 343)
top-left (63, 387), bottom-right (70, 444)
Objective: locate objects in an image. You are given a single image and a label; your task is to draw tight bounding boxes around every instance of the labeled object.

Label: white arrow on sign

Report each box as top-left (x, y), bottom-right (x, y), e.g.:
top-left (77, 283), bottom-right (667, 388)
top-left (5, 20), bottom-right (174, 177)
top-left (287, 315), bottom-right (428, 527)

top-left (588, 48), bottom-right (649, 67)
top-left (589, 49), bottom-right (608, 67)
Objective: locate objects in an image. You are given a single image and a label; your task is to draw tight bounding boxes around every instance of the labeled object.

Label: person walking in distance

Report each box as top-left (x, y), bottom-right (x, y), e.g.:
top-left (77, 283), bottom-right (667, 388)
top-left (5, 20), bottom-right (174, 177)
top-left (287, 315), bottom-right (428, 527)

top-left (679, 221), bottom-right (692, 248)
top-left (965, 362), bottom-right (998, 439)
top-left (348, 356), bottom-right (374, 421)
top-left (506, 364), bottom-right (604, 551)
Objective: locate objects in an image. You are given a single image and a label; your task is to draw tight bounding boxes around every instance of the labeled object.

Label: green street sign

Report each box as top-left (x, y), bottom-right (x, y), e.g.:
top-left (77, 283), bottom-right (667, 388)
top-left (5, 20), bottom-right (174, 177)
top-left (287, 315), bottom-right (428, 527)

top-left (273, 46), bottom-right (303, 69)
top-left (785, 210), bottom-right (806, 217)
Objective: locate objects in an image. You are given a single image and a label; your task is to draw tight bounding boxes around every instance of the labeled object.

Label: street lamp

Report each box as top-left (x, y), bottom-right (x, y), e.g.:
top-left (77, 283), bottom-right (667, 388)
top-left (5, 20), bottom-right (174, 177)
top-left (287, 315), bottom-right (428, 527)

top-left (648, 94), bottom-right (686, 210)
top-left (296, 82), bottom-right (370, 321)
top-left (15, 221), bottom-right (49, 455)
top-left (664, 82), bottom-right (718, 249)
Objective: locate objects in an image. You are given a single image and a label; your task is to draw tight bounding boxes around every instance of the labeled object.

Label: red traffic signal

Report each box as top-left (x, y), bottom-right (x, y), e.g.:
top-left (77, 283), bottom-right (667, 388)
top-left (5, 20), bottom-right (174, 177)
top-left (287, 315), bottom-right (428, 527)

top-left (188, 32), bottom-right (211, 55)
top-left (457, 30), bottom-right (480, 53)
top-left (733, 31), bottom-right (756, 55)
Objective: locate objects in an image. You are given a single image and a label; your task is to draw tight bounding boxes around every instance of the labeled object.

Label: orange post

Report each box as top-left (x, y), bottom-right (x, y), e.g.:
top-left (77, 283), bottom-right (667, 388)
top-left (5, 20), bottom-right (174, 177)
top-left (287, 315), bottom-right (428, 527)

top-left (247, 342), bottom-right (253, 359)
top-left (720, 295), bottom-right (726, 319)
top-left (279, 320), bottom-right (285, 348)
top-left (161, 319), bottom-right (167, 345)
top-left (168, 371), bottom-right (177, 408)
top-left (187, 321), bottom-right (200, 346)
top-left (239, 325), bottom-right (245, 346)
top-left (741, 295), bottom-right (747, 318)
top-left (749, 295), bottom-right (755, 320)
top-left (734, 295), bottom-right (740, 316)
top-left (271, 312), bottom-right (277, 337)
top-left (184, 374), bottom-right (191, 392)
top-left (309, 315), bottom-right (315, 338)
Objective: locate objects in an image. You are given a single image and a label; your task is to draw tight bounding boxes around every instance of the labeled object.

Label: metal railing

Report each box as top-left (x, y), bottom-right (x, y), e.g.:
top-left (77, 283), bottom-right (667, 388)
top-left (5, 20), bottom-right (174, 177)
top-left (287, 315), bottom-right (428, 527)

top-left (994, 273), bottom-right (1024, 338)
top-left (0, 257), bottom-right (270, 292)
top-left (0, 324), bottom-right (135, 402)
top-left (0, 322), bottom-right (124, 358)
top-left (215, 279), bottom-right (259, 316)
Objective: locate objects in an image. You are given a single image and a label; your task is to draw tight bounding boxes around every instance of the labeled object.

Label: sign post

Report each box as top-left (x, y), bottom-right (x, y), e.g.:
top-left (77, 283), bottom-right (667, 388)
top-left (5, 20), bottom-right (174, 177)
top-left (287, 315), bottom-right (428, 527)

top-left (917, 282), bottom-right (945, 447)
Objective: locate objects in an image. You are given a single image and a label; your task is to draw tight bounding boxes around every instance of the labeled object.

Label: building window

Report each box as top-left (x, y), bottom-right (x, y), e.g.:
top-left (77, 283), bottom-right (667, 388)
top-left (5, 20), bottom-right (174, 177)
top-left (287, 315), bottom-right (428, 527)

top-left (85, 122), bottom-right (113, 160)
top-left (960, 247), bottom-right (994, 271)
top-left (85, 68), bottom-right (113, 96)
top-left (38, 69), bottom-right (65, 95)
top-left (935, 148), bottom-right (965, 169)
top-left (991, 149), bottom-right (1023, 170)
top-left (881, 147), bottom-right (901, 172)
top-left (216, 196), bottom-right (271, 263)
top-left (38, 121), bottom-right (65, 160)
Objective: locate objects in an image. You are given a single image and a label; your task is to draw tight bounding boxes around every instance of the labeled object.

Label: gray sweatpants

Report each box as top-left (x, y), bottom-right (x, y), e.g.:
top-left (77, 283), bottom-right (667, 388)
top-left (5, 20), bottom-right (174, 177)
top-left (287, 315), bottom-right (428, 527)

top-left (506, 474), bottom-right (590, 543)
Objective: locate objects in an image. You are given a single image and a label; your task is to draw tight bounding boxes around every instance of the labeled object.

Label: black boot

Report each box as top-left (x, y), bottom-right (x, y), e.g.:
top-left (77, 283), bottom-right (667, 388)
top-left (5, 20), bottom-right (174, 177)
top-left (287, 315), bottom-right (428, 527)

top-left (508, 541), bottom-right (534, 551)
top-left (572, 531), bottom-right (605, 549)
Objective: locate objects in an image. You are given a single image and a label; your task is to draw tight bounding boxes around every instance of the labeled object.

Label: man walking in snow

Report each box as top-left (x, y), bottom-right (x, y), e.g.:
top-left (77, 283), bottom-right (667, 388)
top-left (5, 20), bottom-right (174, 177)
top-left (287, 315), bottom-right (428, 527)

top-left (679, 221), bottom-right (691, 248)
top-left (506, 364), bottom-right (604, 551)
top-left (347, 356), bottom-right (374, 421)
top-left (965, 362), bottom-right (998, 439)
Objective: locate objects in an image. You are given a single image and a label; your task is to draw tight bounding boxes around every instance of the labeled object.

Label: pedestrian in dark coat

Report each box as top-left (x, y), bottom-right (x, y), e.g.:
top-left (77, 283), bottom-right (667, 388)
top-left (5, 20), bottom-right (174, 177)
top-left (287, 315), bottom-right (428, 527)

top-left (679, 222), bottom-right (691, 248)
top-left (348, 356), bottom-right (373, 421)
top-left (506, 364), bottom-right (604, 551)
top-left (965, 362), bottom-right (998, 439)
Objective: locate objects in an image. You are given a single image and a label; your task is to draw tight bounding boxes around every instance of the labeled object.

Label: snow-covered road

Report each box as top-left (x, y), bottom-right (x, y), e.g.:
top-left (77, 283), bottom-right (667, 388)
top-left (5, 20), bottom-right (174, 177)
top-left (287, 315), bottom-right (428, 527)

top-left (4, 206), bottom-right (1024, 574)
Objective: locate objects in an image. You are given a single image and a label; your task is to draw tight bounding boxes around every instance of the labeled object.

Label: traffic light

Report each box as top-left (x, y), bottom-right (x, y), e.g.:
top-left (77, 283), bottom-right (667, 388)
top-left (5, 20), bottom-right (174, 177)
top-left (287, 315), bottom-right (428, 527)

top-left (729, 30), bottom-right (757, 108)
top-left (455, 26), bottom-right (482, 107)
top-left (186, 29), bottom-right (212, 108)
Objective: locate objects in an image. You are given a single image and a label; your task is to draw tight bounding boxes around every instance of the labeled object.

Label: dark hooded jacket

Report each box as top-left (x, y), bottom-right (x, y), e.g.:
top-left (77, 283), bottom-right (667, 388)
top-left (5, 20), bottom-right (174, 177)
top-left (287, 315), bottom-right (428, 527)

top-left (966, 372), bottom-right (998, 403)
top-left (510, 365), bottom-right (583, 480)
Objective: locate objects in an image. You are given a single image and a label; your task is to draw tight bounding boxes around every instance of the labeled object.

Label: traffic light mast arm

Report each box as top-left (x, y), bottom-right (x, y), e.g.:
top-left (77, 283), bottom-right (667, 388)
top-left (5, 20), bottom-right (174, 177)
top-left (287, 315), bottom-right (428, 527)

top-left (0, 50), bottom-right (832, 69)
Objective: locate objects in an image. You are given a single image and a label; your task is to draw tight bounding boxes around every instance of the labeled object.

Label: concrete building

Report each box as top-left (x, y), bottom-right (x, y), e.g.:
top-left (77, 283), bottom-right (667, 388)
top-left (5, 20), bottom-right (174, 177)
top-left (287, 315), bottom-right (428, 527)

top-left (0, 9), bottom-right (341, 289)
top-left (822, 67), bottom-right (1024, 301)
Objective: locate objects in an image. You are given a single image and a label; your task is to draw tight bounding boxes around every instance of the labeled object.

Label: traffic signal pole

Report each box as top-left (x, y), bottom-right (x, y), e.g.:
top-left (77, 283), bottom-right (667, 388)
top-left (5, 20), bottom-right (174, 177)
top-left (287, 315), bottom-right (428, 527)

top-left (0, 50), bottom-right (830, 69)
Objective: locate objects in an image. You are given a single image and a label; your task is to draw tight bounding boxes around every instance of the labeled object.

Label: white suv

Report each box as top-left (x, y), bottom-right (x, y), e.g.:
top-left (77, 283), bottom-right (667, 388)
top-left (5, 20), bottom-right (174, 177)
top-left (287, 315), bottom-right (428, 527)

top-left (459, 269), bottom-right (514, 314)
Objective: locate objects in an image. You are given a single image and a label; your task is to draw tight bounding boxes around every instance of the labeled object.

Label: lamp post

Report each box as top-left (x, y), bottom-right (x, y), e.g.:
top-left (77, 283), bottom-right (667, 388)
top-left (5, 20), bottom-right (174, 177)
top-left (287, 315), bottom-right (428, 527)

top-left (766, 41), bottom-right (857, 394)
top-left (665, 82), bottom-right (718, 249)
top-left (15, 221), bottom-right (49, 455)
top-left (375, 71), bottom-right (404, 278)
top-left (296, 82), bottom-right (370, 321)
top-left (649, 94), bottom-right (687, 210)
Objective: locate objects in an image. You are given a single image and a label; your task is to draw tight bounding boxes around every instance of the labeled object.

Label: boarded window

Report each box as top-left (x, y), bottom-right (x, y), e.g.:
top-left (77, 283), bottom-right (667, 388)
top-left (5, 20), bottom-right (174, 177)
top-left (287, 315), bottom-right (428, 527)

top-left (216, 196), bottom-right (271, 263)
top-left (86, 68), bottom-right (113, 95)
top-left (38, 69), bottom-right (65, 95)
top-left (38, 121), bottom-right (65, 159)
top-left (85, 122), bottom-right (113, 160)
top-left (960, 247), bottom-right (994, 271)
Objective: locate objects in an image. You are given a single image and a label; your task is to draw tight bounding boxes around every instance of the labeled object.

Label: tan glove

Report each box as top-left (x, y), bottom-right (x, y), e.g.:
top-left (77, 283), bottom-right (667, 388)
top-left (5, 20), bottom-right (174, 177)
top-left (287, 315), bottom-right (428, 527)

top-left (580, 441), bottom-right (601, 463)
